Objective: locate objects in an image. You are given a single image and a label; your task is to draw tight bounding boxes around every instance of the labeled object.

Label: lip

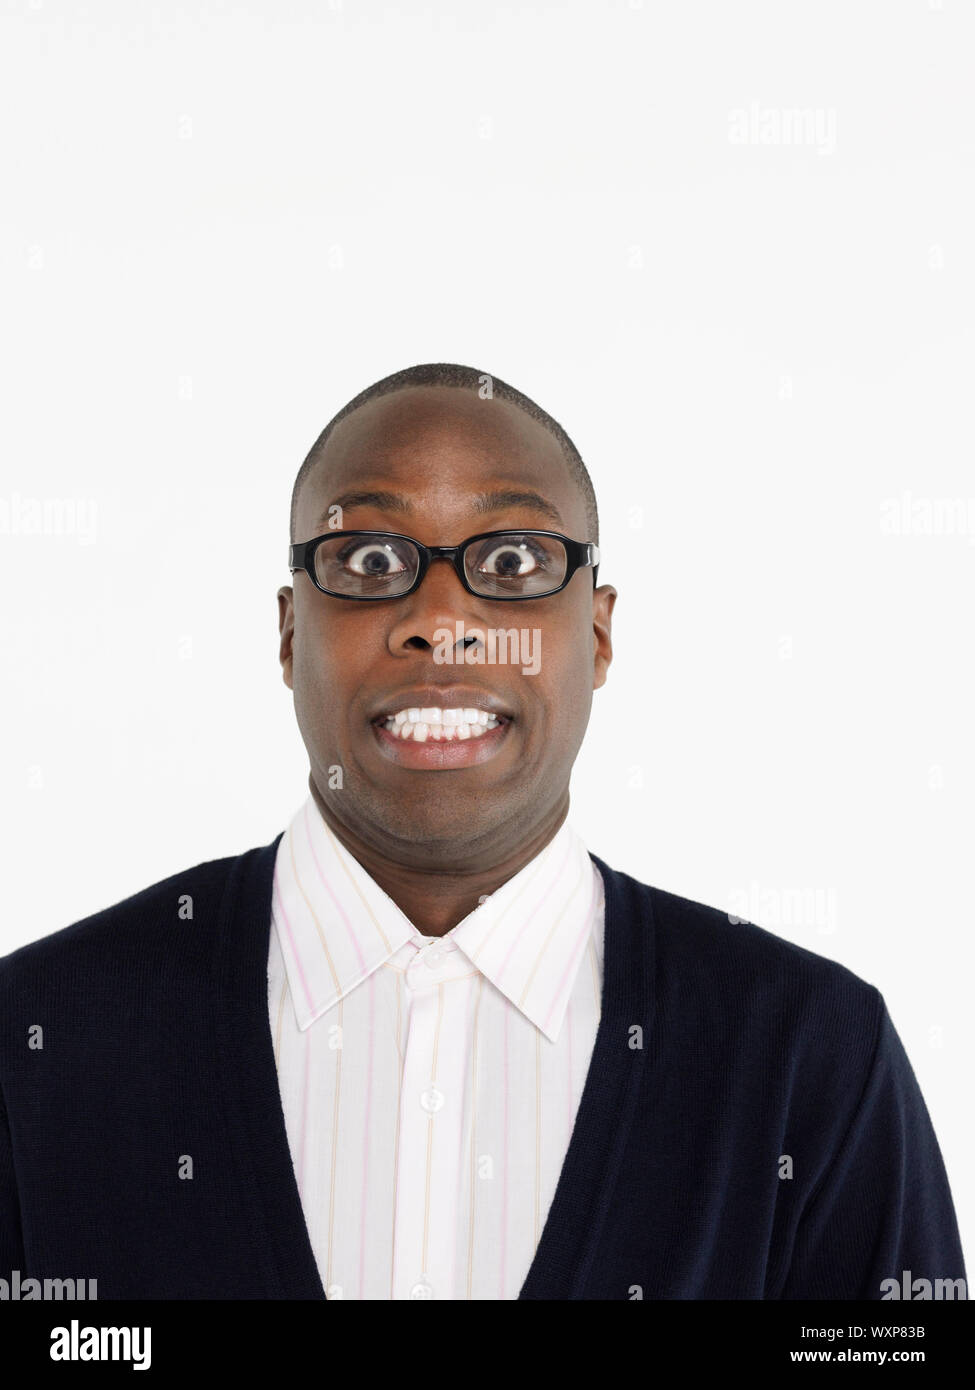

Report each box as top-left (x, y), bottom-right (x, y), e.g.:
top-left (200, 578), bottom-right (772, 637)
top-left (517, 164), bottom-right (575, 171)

top-left (372, 716), bottom-right (512, 769)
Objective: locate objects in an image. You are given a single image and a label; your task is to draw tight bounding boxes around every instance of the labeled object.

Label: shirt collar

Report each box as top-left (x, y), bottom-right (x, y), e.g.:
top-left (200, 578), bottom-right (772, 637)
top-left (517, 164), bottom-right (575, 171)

top-left (271, 795), bottom-right (601, 1043)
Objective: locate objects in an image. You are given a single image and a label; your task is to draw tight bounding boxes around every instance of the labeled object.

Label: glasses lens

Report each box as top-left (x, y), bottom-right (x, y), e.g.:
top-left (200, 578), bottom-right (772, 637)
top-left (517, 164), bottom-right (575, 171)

top-left (464, 532), bottom-right (568, 597)
top-left (313, 533), bottom-right (420, 597)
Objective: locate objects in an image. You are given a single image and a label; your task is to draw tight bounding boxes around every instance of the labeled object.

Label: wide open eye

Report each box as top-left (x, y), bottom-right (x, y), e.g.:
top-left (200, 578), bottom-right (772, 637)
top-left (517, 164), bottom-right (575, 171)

top-left (339, 540), bottom-right (410, 577)
top-left (479, 542), bottom-right (538, 577)
top-left (474, 536), bottom-right (550, 578)
top-left (312, 534), bottom-right (419, 596)
top-left (465, 533), bottom-right (569, 597)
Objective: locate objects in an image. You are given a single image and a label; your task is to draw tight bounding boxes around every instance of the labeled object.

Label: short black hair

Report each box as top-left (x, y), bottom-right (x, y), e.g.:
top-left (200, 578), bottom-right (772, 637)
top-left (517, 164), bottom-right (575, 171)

top-left (290, 362), bottom-right (598, 544)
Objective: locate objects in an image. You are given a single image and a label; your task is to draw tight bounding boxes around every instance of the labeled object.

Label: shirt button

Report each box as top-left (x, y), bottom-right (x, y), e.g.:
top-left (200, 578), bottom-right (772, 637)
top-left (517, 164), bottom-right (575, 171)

top-left (420, 1085), bottom-right (445, 1113)
top-left (410, 1279), bottom-right (434, 1300)
top-left (425, 945), bottom-right (446, 968)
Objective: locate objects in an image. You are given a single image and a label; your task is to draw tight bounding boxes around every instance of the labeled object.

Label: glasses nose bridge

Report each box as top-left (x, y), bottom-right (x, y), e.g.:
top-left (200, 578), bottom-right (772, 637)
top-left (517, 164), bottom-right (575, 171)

top-left (420, 543), bottom-right (467, 586)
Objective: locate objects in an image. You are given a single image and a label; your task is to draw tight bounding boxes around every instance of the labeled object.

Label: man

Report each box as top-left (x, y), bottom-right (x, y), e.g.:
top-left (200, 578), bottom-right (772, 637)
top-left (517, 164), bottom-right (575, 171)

top-left (0, 363), bottom-right (966, 1300)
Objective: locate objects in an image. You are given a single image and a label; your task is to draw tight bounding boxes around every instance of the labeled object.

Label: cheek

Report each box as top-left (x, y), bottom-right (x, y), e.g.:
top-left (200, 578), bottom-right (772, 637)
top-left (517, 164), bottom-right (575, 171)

top-left (523, 634), bottom-right (592, 741)
top-left (290, 617), bottom-right (337, 731)
top-left (540, 623), bottom-right (593, 698)
top-left (291, 609), bottom-right (378, 735)
top-left (557, 638), bottom-right (596, 738)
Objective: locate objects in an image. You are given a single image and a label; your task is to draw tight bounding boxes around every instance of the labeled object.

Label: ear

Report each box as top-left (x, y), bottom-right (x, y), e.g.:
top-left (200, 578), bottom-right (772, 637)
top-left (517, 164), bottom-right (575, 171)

top-left (592, 584), bottom-right (616, 691)
top-left (277, 586), bottom-right (295, 691)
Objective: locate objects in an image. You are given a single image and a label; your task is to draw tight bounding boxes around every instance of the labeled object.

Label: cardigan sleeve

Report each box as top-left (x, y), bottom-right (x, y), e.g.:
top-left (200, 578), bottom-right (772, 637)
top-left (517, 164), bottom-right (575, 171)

top-left (780, 995), bottom-right (967, 1300)
top-left (0, 1079), bottom-right (25, 1277)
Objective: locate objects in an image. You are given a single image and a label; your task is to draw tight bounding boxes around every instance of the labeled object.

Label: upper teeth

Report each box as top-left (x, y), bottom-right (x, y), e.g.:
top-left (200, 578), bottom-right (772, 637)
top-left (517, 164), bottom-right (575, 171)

top-left (382, 707), bottom-right (503, 741)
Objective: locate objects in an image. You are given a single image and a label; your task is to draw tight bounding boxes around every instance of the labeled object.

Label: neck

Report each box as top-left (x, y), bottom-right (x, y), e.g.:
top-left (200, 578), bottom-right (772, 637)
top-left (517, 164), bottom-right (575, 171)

top-left (308, 777), bottom-right (569, 937)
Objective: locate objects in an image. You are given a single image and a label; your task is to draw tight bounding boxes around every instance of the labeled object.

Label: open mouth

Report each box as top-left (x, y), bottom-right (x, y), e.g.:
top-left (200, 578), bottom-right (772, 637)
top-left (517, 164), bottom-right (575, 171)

top-left (369, 701), bottom-right (514, 769)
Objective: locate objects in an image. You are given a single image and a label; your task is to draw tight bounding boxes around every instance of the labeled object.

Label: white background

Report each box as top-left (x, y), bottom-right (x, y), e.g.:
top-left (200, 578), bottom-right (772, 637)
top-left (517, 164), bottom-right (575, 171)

top-left (1, 1), bottom-right (972, 1268)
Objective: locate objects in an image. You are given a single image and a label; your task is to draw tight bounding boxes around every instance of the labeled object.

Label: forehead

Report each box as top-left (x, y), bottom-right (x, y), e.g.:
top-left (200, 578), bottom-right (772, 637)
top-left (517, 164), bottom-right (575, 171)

top-left (297, 385), bottom-right (584, 533)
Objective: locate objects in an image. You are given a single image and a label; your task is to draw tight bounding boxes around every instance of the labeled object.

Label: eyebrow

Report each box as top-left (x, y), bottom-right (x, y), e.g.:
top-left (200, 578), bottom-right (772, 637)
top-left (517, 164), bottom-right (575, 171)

top-left (316, 487), bottom-right (564, 531)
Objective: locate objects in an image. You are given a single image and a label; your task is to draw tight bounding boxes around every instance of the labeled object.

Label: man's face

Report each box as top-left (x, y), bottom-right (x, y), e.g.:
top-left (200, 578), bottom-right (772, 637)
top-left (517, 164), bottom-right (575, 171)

top-left (278, 386), bottom-right (615, 869)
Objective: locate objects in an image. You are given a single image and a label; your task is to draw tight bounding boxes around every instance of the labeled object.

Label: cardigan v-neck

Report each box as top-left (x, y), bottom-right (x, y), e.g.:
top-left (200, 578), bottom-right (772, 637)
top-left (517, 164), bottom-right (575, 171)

top-left (211, 835), bottom-right (651, 1300)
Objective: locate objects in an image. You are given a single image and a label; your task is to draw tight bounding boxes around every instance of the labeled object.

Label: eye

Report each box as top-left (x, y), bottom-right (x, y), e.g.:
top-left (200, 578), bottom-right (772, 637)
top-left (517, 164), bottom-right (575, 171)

top-left (339, 540), bottom-right (410, 577)
top-left (476, 539), bottom-right (546, 578)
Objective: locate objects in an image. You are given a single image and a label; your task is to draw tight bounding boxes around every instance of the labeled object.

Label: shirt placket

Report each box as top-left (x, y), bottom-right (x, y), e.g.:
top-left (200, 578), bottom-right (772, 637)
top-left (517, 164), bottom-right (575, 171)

top-left (391, 936), bottom-right (472, 1300)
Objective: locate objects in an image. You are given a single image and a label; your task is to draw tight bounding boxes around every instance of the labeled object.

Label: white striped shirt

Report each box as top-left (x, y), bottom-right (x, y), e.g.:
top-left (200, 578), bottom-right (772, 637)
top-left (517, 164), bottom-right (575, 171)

top-left (267, 794), bottom-right (605, 1300)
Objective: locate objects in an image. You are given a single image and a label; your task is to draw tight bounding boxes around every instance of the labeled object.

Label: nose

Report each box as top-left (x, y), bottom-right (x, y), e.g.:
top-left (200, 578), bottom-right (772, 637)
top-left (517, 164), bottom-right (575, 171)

top-left (386, 554), bottom-right (487, 656)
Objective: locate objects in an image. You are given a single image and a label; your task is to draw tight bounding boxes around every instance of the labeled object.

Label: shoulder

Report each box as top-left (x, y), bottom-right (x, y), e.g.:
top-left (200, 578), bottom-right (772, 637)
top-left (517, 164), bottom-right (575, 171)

top-left (598, 858), bottom-right (886, 1067)
top-left (0, 843), bottom-right (274, 1001)
top-left (649, 878), bottom-right (874, 992)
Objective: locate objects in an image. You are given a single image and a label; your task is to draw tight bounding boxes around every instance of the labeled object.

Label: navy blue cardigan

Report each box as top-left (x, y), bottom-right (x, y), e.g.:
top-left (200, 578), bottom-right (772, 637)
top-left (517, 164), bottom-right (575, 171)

top-left (0, 838), bottom-right (966, 1300)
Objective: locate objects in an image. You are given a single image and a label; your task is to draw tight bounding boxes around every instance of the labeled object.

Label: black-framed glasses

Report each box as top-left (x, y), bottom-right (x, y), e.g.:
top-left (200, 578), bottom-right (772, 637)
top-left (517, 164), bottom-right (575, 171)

top-left (289, 529), bottom-right (600, 601)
